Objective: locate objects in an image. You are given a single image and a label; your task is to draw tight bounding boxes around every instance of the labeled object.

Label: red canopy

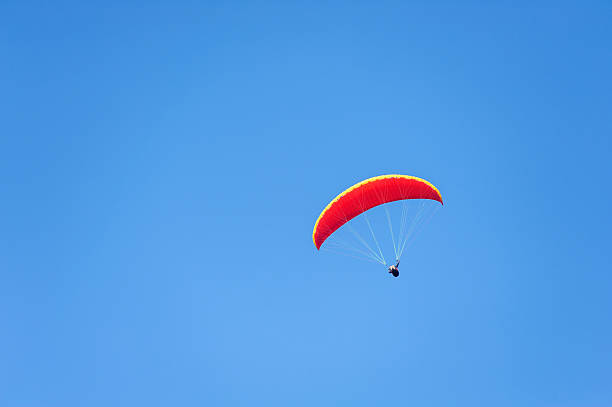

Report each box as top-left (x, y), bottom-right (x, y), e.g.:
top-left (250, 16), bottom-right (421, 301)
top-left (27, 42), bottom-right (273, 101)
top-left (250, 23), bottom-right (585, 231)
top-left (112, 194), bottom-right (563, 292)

top-left (313, 175), bottom-right (443, 249)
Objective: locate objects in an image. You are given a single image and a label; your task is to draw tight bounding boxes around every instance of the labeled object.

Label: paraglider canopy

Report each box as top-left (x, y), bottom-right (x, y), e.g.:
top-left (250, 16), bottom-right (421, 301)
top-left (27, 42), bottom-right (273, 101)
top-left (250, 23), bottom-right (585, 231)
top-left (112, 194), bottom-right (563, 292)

top-left (312, 175), bottom-right (443, 250)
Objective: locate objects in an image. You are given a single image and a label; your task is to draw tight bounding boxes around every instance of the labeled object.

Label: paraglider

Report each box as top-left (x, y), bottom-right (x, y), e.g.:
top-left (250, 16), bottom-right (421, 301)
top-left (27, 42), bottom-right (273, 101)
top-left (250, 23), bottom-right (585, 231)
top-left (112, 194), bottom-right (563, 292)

top-left (312, 174), bottom-right (443, 277)
top-left (388, 260), bottom-right (400, 277)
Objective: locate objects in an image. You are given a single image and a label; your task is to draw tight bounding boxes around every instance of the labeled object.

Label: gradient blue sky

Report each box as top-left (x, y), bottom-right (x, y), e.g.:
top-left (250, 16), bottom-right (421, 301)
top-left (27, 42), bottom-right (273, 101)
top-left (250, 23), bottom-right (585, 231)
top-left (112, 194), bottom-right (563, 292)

top-left (2, 1), bottom-right (611, 406)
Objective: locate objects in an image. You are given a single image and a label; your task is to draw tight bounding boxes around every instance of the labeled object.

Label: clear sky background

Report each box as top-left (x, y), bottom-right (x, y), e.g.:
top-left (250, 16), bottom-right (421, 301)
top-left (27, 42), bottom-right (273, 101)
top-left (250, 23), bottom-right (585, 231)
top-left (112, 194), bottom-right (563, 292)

top-left (2, 1), bottom-right (611, 406)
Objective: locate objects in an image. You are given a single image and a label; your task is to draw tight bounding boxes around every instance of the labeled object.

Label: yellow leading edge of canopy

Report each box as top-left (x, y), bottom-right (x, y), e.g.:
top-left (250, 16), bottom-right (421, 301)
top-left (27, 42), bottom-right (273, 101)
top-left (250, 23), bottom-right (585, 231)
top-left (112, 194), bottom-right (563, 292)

top-left (312, 174), bottom-right (443, 248)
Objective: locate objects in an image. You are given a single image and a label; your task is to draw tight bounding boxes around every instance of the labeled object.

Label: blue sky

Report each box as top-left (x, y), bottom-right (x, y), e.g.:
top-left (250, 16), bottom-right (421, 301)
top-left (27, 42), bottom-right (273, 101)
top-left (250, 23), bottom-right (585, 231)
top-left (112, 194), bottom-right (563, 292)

top-left (1, 1), bottom-right (611, 406)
